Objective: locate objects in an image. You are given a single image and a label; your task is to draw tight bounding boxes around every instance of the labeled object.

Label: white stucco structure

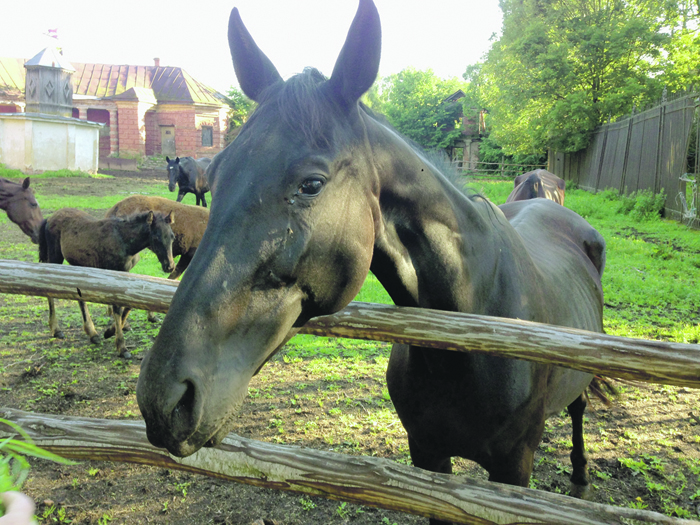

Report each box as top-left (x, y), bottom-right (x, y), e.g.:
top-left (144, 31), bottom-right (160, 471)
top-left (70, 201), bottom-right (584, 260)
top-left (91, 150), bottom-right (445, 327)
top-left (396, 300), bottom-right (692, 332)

top-left (0, 112), bottom-right (101, 173)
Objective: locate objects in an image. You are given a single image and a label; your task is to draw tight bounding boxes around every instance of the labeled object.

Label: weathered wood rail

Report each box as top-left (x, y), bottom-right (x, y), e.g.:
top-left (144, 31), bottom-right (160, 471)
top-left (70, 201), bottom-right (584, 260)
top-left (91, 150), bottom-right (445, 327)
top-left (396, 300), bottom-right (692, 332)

top-left (1, 259), bottom-right (699, 387)
top-left (0, 408), bottom-right (692, 525)
top-left (1, 260), bottom-right (700, 523)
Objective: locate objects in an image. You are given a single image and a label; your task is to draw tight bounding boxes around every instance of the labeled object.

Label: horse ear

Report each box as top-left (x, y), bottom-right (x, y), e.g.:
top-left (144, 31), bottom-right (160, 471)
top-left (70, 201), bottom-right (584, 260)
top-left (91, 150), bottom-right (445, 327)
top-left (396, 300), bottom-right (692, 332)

top-left (228, 7), bottom-right (283, 102)
top-left (22, 177), bottom-right (30, 190)
top-left (166, 211), bottom-right (175, 225)
top-left (175, 157), bottom-right (180, 164)
top-left (147, 211), bottom-right (154, 224)
top-left (327, 0), bottom-right (381, 109)
top-left (166, 156), bottom-right (170, 162)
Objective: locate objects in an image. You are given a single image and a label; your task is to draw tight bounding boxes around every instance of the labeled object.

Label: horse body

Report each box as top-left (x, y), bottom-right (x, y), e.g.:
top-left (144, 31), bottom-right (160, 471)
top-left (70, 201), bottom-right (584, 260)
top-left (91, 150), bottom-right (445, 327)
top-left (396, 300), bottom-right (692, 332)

top-left (40, 208), bottom-right (175, 357)
top-left (0, 177), bottom-right (43, 243)
top-left (506, 169), bottom-right (566, 205)
top-left (137, 1), bottom-right (604, 515)
top-left (166, 156), bottom-right (212, 207)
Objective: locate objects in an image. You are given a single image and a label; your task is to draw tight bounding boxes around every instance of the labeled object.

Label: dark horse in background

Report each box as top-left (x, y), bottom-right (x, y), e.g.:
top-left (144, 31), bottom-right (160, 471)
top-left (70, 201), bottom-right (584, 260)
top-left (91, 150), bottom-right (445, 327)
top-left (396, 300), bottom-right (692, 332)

top-left (138, 2), bottom-right (605, 522)
top-left (506, 168), bottom-right (566, 206)
top-left (165, 156), bottom-right (212, 207)
top-left (39, 208), bottom-right (175, 358)
top-left (0, 177), bottom-right (43, 243)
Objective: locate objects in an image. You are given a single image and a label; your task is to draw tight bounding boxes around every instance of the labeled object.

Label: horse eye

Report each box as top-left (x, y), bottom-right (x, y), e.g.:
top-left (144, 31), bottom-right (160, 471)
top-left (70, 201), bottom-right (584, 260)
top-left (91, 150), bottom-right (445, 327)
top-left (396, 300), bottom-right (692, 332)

top-left (298, 178), bottom-right (324, 196)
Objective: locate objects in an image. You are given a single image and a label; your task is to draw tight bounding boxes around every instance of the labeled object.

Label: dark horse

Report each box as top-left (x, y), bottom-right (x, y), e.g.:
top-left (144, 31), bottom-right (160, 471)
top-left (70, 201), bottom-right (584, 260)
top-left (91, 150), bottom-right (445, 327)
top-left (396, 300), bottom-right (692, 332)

top-left (106, 195), bottom-right (209, 321)
top-left (137, 2), bottom-right (605, 520)
top-left (506, 168), bottom-right (566, 206)
top-left (165, 156), bottom-right (212, 207)
top-left (39, 208), bottom-right (175, 358)
top-left (0, 177), bottom-right (43, 243)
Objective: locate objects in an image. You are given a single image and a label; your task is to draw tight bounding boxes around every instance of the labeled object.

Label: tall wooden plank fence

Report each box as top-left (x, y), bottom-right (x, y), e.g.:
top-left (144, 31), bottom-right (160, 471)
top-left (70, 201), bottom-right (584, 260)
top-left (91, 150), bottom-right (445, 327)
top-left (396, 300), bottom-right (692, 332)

top-left (548, 94), bottom-right (699, 222)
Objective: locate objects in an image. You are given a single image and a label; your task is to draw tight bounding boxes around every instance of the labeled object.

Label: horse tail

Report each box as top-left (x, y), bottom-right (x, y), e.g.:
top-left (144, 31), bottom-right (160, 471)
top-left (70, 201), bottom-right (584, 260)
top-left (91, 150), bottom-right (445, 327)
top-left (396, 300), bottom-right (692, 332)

top-left (38, 219), bottom-right (49, 263)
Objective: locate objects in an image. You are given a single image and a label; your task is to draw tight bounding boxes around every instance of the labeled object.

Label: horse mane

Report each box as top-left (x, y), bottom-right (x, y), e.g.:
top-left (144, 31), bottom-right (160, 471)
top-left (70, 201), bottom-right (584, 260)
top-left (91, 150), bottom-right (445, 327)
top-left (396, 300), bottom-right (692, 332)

top-left (360, 103), bottom-right (486, 204)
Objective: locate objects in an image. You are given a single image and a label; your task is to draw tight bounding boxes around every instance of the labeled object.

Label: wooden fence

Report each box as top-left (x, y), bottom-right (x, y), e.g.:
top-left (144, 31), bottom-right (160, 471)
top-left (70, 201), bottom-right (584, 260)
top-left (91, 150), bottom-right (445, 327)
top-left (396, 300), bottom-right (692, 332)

top-left (548, 93), bottom-right (699, 223)
top-left (1, 260), bottom-right (700, 524)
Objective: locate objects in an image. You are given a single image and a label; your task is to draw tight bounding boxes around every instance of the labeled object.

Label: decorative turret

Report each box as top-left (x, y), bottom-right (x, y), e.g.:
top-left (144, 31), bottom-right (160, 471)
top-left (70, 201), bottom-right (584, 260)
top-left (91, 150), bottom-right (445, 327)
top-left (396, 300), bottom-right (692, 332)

top-left (23, 47), bottom-right (75, 117)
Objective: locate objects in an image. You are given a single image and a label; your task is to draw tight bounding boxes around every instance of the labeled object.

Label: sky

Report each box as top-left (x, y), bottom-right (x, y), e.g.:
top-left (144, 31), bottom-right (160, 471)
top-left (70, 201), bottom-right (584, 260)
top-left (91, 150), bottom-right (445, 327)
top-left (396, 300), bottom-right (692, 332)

top-left (1, 0), bottom-right (503, 95)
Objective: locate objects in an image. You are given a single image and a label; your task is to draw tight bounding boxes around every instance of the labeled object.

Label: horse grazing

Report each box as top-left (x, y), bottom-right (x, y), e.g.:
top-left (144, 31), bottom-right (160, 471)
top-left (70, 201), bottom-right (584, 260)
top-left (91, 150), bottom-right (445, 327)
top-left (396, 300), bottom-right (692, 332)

top-left (0, 177), bottom-right (43, 243)
top-left (506, 169), bottom-right (566, 205)
top-left (105, 195), bottom-right (209, 321)
top-left (137, 1), bottom-right (605, 518)
top-left (165, 156), bottom-right (212, 207)
top-left (39, 208), bottom-right (175, 358)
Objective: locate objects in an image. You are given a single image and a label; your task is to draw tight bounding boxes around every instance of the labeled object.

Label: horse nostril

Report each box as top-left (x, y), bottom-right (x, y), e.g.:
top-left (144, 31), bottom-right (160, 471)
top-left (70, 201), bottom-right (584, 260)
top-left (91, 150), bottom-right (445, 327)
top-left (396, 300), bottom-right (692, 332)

top-left (170, 380), bottom-right (199, 441)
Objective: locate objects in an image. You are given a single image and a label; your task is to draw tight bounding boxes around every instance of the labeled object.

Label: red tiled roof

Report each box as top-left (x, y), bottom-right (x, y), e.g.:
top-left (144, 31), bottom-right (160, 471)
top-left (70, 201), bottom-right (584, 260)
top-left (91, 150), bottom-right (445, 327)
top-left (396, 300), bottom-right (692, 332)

top-left (0, 57), bottom-right (226, 107)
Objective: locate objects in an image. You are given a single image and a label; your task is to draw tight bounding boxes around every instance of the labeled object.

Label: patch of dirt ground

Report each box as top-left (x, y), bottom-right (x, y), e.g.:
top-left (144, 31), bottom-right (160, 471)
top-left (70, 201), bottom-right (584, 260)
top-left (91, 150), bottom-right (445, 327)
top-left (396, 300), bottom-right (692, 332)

top-left (0, 170), bottom-right (699, 524)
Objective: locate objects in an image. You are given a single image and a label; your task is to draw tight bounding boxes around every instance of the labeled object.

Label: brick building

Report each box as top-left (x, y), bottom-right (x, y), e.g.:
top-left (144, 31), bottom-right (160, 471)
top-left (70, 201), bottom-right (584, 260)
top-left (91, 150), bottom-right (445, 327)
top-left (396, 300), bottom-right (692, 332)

top-left (0, 54), bottom-right (228, 160)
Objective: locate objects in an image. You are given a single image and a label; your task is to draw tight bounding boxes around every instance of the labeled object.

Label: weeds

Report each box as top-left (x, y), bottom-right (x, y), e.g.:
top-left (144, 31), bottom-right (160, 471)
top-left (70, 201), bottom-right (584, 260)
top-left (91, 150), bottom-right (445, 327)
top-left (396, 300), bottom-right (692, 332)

top-left (0, 419), bottom-right (76, 517)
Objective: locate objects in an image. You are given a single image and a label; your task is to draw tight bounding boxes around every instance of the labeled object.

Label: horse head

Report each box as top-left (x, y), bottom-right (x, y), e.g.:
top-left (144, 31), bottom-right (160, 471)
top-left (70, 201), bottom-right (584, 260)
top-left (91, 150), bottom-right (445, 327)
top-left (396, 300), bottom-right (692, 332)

top-left (166, 157), bottom-right (181, 192)
top-left (147, 210), bottom-right (176, 274)
top-left (1, 177), bottom-right (44, 244)
top-left (137, 0), bottom-right (382, 457)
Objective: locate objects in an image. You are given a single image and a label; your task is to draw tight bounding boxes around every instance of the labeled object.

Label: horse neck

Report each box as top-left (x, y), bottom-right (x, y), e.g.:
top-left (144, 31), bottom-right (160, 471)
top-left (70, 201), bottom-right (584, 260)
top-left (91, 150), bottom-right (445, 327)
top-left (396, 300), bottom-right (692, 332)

top-left (114, 215), bottom-right (152, 255)
top-left (365, 118), bottom-right (525, 316)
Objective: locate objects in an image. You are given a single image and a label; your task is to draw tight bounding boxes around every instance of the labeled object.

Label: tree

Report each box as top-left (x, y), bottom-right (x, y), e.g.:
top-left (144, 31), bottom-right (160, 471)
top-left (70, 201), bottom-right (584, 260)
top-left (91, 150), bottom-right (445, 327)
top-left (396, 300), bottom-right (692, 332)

top-left (369, 68), bottom-right (469, 150)
top-left (225, 87), bottom-right (256, 143)
top-left (478, 0), bottom-right (695, 155)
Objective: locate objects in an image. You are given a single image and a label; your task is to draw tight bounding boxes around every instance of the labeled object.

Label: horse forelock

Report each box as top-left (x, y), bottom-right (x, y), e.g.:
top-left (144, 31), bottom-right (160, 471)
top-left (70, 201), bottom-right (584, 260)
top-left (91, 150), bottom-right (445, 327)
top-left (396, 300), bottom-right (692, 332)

top-left (250, 68), bottom-right (337, 149)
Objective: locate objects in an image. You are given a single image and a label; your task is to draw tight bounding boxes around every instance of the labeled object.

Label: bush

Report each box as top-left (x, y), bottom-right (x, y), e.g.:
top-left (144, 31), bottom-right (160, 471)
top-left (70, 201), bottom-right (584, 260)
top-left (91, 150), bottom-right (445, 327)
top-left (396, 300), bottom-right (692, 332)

top-left (601, 188), bottom-right (666, 221)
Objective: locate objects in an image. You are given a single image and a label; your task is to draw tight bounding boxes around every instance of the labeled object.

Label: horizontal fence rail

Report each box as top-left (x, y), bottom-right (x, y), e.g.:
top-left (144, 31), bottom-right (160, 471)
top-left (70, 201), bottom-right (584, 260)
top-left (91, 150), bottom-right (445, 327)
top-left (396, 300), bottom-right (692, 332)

top-left (2, 260), bottom-right (700, 523)
top-left (0, 408), bottom-right (690, 525)
top-left (1, 260), bottom-right (699, 387)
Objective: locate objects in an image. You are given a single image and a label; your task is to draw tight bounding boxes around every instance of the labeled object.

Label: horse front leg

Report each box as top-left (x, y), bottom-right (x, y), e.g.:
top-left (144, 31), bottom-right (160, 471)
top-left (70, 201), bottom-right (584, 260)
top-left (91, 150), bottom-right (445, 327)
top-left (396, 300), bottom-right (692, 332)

top-left (407, 436), bottom-right (455, 525)
top-left (109, 305), bottom-right (131, 358)
top-left (485, 410), bottom-right (545, 489)
top-left (47, 297), bottom-right (64, 339)
top-left (201, 192), bottom-right (207, 208)
top-left (567, 393), bottom-right (590, 498)
top-left (78, 300), bottom-right (101, 345)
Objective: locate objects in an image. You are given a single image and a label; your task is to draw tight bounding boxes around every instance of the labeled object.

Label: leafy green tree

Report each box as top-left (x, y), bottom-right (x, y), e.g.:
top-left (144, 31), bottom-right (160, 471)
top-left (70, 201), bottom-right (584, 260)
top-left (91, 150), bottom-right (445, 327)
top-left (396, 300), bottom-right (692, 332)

top-left (225, 87), bottom-right (256, 143)
top-left (370, 68), bottom-right (469, 150)
top-left (478, 0), bottom-right (696, 155)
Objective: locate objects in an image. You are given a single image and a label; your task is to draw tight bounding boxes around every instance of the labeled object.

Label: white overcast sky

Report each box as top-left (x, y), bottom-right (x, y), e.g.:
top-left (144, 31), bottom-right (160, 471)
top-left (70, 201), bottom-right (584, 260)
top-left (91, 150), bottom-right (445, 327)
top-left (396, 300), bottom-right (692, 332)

top-left (1, 0), bottom-right (502, 94)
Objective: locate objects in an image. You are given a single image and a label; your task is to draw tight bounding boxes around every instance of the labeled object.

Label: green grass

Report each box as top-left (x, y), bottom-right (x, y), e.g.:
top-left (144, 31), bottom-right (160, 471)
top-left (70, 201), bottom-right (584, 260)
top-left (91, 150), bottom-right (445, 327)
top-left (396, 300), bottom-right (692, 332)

top-left (1, 173), bottom-right (699, 520)
top-left (0, 163), bottom-right (113, 180)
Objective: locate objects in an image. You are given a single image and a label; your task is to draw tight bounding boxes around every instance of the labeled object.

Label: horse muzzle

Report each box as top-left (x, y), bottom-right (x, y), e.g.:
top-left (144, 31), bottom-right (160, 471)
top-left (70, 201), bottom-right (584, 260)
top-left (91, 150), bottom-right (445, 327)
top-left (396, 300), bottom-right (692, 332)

top-left (162, 260), bottom-right (176, 273)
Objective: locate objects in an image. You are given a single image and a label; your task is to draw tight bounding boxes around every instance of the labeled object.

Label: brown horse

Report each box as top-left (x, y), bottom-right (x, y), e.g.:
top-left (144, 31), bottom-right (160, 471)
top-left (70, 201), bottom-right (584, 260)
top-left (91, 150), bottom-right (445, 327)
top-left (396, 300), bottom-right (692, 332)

top-left (39, 208), bottom-right (175, 358)
top-left (105, 195), bottom-right (209, 321)
top-left (137, 4), bottom-right (604, 522)
top-left (506, 169), bottom-right (566, 205)
top-left (0, 177), bottom-right (43, 243)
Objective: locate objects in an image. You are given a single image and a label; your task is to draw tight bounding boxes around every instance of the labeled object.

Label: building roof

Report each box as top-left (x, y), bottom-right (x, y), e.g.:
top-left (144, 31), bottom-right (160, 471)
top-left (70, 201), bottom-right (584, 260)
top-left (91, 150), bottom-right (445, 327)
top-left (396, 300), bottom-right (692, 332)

top-left (25, 47), bottom-right (75, 71)
top-left (0, 58), bottom-right (26, 101)
top-left (0, 56), bottom-right (227, 107)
